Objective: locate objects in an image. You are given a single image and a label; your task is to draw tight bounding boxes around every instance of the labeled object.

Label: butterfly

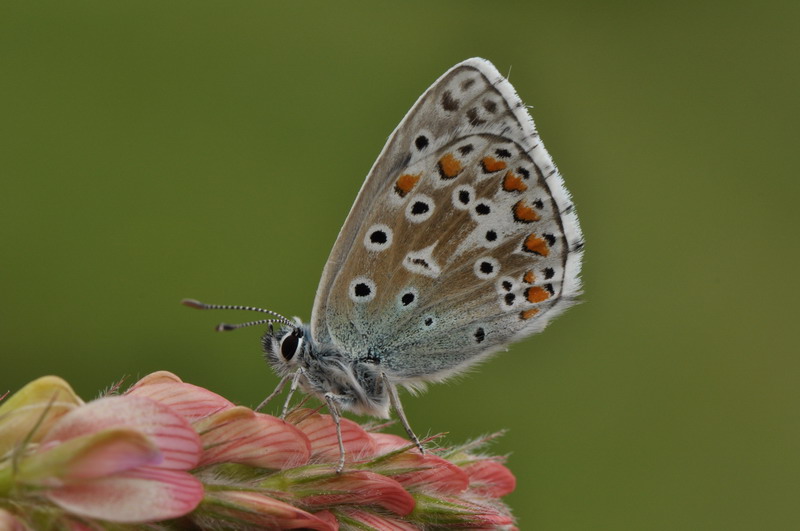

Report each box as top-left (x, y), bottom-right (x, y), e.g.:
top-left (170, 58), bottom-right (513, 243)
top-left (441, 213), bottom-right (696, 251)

top-left (184, 57), bottom-right (584, 471)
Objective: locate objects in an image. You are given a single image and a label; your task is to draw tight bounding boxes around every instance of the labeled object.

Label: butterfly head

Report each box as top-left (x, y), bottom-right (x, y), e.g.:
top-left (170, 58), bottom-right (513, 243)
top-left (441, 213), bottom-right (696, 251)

top-left (182, 298), bottom-right (312, 376)
top-left (182, 299), bottom-right (390, 415)
top-left (261, 322), bottom-right (392, 417)
top-left (261, 323), bottom-right (312, 376)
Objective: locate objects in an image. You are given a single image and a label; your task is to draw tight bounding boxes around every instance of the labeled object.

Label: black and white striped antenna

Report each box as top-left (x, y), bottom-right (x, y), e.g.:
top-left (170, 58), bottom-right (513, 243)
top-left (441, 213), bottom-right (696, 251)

top-left (181, 299), bottom-right (296, 331)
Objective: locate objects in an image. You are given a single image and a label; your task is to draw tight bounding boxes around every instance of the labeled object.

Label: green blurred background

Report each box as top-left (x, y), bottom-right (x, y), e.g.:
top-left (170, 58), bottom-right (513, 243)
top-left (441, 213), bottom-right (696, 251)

top-left (2, 1), bottom-right (798, 528)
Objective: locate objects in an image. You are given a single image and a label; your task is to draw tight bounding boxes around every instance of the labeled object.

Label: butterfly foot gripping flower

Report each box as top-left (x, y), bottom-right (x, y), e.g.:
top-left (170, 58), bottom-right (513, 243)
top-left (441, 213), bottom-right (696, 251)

top-left (0, 371), bottom-right (517, 529)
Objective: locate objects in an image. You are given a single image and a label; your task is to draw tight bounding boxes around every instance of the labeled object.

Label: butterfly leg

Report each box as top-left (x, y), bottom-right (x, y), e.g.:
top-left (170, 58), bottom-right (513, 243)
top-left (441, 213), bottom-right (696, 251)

top-left (280, 369), bottom-right (304, 419)
top-left (324, 393), bottom-right (347, 473)
top-left (382, 373), bottom-right (425, 454)
top-left (255, 373), bottom-right (291, 412)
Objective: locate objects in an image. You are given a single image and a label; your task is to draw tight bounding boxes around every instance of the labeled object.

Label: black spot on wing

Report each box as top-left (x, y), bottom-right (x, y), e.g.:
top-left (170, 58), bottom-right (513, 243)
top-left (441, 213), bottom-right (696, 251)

top-left (441, 90), bottom-right (460, 111)
top-left (354, 283), bottom-right (371, 298)
top-left (411, 201), bottom-right (429, 215)
top-left (466, 107), bottom-right (487, 126)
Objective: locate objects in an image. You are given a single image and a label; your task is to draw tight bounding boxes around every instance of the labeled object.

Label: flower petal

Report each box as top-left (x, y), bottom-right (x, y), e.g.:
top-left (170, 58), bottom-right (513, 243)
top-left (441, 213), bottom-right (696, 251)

top-left (195, 406), bottom-right (310, 468)
top-left (463, 460), bottom-right (517, 497)
top-left (18, 428), bottom-right (160, 485)
top-left (298, 470), bottom-right (415, 516)
top-left (412, 494), bottom-right (515, 528)
top-left (0, 376), bottom-right (83, 455)
top-left (287, 409), bottom-right (376, 463)
top-left (370, 432), bottom-right (421, 454)
top-left (128, 371), bottom-right (183, 387)
top-left (337, 507), bottom-right (420, 530)
top-left (377, 452), bottom-right (470, 495)
top-left (45, 466), bottom-right (203, 523)
top-left (43, 395), bottom-right (202, 470)
top-left (126, 372), bottom-right (234, 421)
top-left (312, 510), bottom-right (339, 530)
top-left (0, 508), bottom-right (27, 531)
top-left (200, 490), bottom-right (337, 531)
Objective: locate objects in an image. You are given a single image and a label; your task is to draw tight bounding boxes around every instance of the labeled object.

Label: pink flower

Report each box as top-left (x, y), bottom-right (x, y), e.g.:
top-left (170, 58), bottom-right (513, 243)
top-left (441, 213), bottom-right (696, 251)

top-left (199, 490), bottom-right (337, 531)
top-left (374, 450), bottom-right (471, 494)
top-left (0, 377), bottom-right (204, 524)
top-left (286, 407), bottom-right (377, 463)
top-left (125, 370), bottom-right (235, 421)
top-left (462, 459), bottom-right (517, 497)
top-left (336, 507), bottom-right (420, 530)
top-left (127, 371), bottom-right (313, 469)
top-left (0, 372), bottom-right (517, 529)
top-left (195, 406), bottom-right (311, 468)
top-left (0, 508), bottom-right (26, 531)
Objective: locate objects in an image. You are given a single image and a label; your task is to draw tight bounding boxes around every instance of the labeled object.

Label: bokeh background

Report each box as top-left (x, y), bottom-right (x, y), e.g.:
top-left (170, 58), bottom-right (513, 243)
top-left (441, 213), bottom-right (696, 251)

top-left (2, 1), bottom-right (798, 529)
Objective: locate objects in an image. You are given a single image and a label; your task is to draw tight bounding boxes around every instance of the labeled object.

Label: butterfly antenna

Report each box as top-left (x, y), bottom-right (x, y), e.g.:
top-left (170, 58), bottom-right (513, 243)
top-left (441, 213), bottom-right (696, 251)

top-left (181, 299), bottom-right (296, 331)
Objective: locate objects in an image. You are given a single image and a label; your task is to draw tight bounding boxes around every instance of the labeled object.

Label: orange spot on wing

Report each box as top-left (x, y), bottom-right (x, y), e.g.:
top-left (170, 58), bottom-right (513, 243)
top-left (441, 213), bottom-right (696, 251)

top-left (481, 156), bottom-right (507, 173)
top-left (525, 286), bottom-right (550, 303)
top-left (520, 308), bottom-right (540, 320)
top-left (438, 153), bottom-right (462, 179)
top-left (502, 171), bottom-right (527, 192)
top-left (523, 270), bottom-right (535, 284)
top-left (394, 173), bottom-right (421, 197)
top-left (522, 234), bottom-right (550, 256)
top-left (513, 200), bottom-right (541, 223)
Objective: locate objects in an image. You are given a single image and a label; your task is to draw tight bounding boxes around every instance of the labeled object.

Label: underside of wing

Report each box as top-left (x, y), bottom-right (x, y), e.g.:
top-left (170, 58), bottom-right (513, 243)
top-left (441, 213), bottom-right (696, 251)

top-left (310, 58), bottom-right (583, 383)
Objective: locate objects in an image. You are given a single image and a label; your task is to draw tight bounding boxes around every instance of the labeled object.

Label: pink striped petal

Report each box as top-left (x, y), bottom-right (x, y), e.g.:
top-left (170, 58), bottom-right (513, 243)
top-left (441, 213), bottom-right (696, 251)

top-left (287, 409), bottom-right (376, 462)
top-left (127, 372), bottom-right (234, 421)
top-left (299, 470), bottom-right (415, 516)
top-left (463, 460), bottom-right (516, 497)
top-left (337, 507), bottom-right (419, 530)
top-left (18, 428), bottom-right (160, 485)
top-left (383, 453), bottom-right (469, 494)
top-left (370, 432), bottom-right (421, 454)
top-left (312, 510), bottom-right (339, 530)
top-left (43, 396), bottom-right (201, 470)
top-left (414, 495), bottom-right (515, 528)
top-left (45, 466), bottom-right (203, 523)
top-left (453, 498), bottom-right (515, 528)
top-left (196, 406), bottom-right (310, 468)
top-left (128, 371), bottom-right (183, 387)
top-left (203, 490), bottom-right (337, 531)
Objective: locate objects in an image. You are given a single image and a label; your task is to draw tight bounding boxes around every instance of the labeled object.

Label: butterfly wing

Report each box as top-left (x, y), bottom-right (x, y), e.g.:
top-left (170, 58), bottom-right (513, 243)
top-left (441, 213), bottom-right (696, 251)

top-left (310, 57), bottom-right (583, 384)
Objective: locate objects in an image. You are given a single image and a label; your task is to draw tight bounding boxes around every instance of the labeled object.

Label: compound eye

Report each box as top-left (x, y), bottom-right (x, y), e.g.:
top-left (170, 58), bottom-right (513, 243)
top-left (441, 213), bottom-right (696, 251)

top-left (279, 329), bottom-right (303, 361)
